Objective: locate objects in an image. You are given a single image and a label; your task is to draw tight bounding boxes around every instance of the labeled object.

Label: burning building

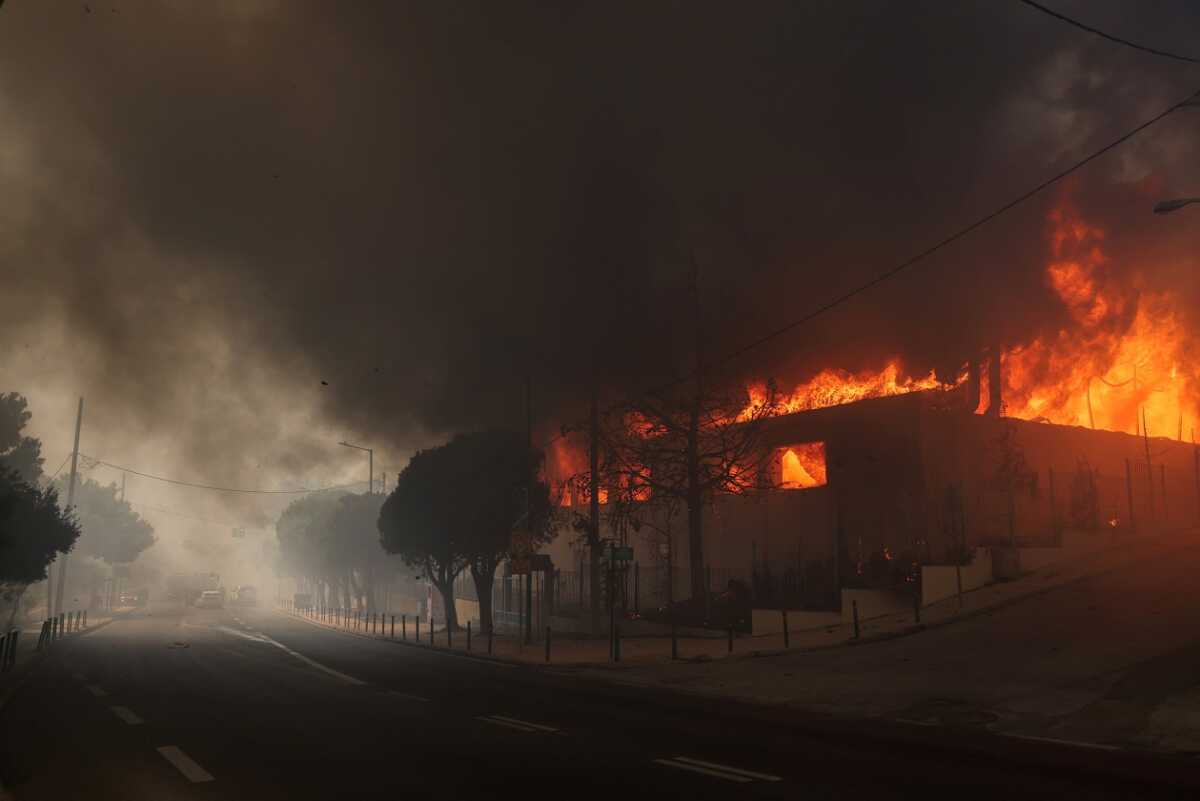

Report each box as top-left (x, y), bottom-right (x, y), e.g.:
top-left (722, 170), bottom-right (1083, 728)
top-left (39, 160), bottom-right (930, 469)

top-left (529, 193), bottom-right (1200, 629)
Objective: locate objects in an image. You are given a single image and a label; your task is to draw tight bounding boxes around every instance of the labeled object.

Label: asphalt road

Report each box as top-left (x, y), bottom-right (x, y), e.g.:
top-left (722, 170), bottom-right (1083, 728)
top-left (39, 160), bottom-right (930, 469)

top-left (1, 601), bottom-right (1196, 800)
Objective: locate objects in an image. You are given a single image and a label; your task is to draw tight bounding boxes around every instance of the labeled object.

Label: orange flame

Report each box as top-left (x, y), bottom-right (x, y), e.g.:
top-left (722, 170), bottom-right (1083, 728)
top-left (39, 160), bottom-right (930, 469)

top-left (1003, 199), bottom-right (1198, 437)
top-left (743, 361), bottom-right (959, 420)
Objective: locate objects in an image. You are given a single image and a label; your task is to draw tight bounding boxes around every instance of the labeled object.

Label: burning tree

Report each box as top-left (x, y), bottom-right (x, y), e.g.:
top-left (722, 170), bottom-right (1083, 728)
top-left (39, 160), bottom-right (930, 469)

top-left (598, 377), bottom-right (781, 603)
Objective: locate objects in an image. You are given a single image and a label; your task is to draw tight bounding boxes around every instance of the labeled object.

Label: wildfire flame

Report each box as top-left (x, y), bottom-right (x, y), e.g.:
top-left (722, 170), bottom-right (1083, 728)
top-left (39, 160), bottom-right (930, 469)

top-left (739, 192), bottom-right (1199, 439)
top-left (1002, 200), bottom-right (1197, 437)
top-left (743, 361), bottom-right (958, 421)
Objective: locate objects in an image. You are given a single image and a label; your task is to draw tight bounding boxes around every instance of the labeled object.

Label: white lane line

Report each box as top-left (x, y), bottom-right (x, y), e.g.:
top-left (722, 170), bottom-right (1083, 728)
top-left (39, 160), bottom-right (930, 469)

top-left (214, 625), bottom-right (269, 643)
top-left (156, 746), bottom-right (215, 783)
top-left (109, 706), bottom-right (144, 725)
top-left (388, 691), bottom-right (431, 703)
top-left (653, 758), bottom-right (753, 783)
top-left (253, 631), bottom-right (366, 685)
top-left (86, 684), bottom-right (108, 698)
top-left (669, 756), bottom-right (782, 782)
top-left (486, 715), bottom-right (558, 733)
top-left (1004, 733), bottom-right (1122, 752)
top-left (476, 716), bottom-right (540, 733)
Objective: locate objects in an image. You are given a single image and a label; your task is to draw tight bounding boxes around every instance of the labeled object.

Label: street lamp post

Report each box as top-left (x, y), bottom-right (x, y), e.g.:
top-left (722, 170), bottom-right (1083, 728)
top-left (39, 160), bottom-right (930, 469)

top-left (1154, 198), bottom-right (1200, 215)
top-left (338, 441), bottom-right (374, 494)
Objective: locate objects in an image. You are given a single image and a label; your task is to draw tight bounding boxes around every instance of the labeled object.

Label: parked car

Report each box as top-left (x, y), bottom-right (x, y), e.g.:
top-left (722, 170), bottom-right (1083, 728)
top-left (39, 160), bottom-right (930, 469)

top-left (195, 589), bottom-right (224, 609)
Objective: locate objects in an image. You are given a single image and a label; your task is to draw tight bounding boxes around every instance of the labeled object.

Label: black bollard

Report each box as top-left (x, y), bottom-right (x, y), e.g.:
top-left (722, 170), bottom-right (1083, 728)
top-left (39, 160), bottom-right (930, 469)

top-left (545, 626), bottom-right (551, 663)
top-left (391, 615), bottom-right (395, 639)
top-left (415, 617), bottom-right (420, 643)
top-left (782, 609), bottom-right (790, 649)
top-left (429, 617), bottom-right (434, 647)
top-left (402, 614), bottom-right (407, 641)
top-left (488, 626), bottom-right (493, 656)
top-left (467, 621), bottom-right (472, 652)
top-left (852, 599), bottom-right (860, 639)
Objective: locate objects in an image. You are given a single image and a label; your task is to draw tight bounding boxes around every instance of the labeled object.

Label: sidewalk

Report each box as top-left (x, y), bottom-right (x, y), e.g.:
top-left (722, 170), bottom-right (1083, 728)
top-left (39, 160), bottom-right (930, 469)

top-left (280, 526), bottom-right (1194, 669)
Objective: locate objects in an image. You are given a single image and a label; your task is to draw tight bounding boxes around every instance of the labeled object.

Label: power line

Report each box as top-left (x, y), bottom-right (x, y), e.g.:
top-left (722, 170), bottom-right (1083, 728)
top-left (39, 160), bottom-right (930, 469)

top-left (699, 85), bottom-right (1200, 383)
top-left (1016, 0), bottom-right (1200, 65)
top-left (47, 452), bottom-right (72, 481)
top-left (125, 498), bottom-right (269, 532)
top-left (79, 453), bottom-right (368, 495)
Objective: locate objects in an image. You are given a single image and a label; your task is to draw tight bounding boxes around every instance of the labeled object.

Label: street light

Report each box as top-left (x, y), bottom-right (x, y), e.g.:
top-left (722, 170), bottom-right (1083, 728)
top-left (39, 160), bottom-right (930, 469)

top-left (1153, 198), bottom-right (1200, 215)
top-left (338, 440), bottom-right (374, 494)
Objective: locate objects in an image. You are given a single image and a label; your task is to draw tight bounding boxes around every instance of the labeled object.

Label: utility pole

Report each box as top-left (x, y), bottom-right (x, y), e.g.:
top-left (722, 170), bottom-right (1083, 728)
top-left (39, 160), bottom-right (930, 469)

top-left (53, 397), bottom-right (84, 620)
top-left (589, 389), bottom-right (602, 636)
top-left (524, 376), bottom-right (534, 645)
top-left (338, 441), bottom-right (373, 494)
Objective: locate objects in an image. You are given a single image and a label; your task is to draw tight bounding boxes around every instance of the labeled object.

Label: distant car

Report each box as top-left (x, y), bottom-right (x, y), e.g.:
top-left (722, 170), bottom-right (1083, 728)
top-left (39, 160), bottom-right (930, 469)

top-left (234, 585), bottom-right (257, 606)
top-left (196, 590), bottom-right (224, 609)
top-left (119, 589), bottom-right (148, 607)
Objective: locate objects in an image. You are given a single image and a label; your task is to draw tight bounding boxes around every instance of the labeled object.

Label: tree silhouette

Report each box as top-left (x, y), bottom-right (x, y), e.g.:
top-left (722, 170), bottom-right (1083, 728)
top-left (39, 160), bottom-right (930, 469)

top-left (379, 430), bottom-right (553, 633)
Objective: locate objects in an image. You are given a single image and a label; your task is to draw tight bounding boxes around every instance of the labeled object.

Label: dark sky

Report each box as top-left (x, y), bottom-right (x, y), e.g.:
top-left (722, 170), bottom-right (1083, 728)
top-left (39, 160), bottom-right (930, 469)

top-left (2, 0), bottom-right (1200, 513)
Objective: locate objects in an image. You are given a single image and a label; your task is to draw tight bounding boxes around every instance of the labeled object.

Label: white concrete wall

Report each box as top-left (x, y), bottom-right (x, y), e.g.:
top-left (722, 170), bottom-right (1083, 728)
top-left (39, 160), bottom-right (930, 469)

top-left (921, 548), bottom-right (993, 606)
top-left (841, 588), bottom-right (912, 622)
top-left (454, 598), bottom-right (480, 628)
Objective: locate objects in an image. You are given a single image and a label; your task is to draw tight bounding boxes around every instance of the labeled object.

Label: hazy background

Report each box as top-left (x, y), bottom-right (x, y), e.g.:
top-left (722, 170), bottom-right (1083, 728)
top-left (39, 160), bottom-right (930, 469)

top-left (2, 1), bottom-right (1200, 563)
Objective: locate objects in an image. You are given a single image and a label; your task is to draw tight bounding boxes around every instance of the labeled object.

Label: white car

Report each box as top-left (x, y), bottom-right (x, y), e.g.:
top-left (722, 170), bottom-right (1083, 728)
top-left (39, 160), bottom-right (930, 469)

top-left (196, 590), bottom-right (224, 609)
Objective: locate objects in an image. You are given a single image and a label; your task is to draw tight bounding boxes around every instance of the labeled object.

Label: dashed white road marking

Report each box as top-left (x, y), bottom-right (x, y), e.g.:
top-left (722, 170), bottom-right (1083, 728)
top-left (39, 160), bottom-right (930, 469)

top-left (477, 715), bottom-right (559, 733)
top-left (1004, 733), bottom-right (1122, 751)
top-left (214, 625), bottom-right (269, 643)
top-left (109, 706), bottom-right (143, 725)
top-left (156, 746), bottom-right (215, 783)
top-left (86, 684), bottom-right (108, 698)
top-left (253, 631), bottom-right (366, 685)
top-left (388, 691), bottom-right (431, 703)
top-left (654, 756), bottom-right (782, 783)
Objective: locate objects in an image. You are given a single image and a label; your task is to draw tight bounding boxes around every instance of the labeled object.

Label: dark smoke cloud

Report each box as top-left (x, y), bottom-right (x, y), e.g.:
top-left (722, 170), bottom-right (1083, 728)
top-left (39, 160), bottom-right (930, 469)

top-left (2, 0), bottom-right (1200, 503)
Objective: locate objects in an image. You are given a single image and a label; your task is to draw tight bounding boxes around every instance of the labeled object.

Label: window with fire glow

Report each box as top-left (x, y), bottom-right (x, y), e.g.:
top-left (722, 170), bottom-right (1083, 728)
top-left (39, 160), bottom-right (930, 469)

top-left (776, 442), bottom-right (827, 489)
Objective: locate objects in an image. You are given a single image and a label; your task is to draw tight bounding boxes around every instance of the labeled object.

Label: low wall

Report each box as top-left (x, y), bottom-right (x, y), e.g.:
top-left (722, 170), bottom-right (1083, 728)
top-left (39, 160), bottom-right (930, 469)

top-left (455, 598), bottom-right (480, 628)
top-left (922, 548), bottom-right (993, 606)
top-left (841, 588), bottom-right (911, 622)
top-left (1018, 529), bottom-right (1118, 573)
top-left (752, 608), bottom-right (841, 634)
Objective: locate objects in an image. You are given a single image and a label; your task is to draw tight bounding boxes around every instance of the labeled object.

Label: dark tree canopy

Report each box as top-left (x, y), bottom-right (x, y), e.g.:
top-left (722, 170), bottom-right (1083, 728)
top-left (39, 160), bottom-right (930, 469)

top-left (276, 490), bottom-right (347, 580)
top-left (379, 429), bottom-right (554, 631)
top-left (0, 470), bottom-right (79, 586)
top-left (57, 477), bottom-right (156, 565)
top-left (0, 392), bottom-right (44, 484)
